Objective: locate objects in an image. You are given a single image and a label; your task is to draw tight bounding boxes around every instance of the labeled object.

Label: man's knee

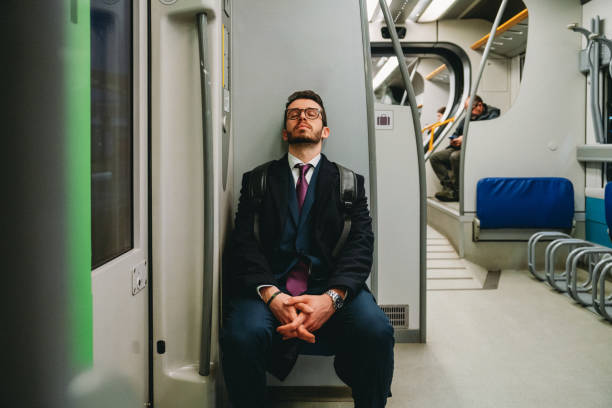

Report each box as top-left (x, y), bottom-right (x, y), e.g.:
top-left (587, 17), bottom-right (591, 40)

top-left (430, 150), bottom-right (444, 165)
top-left (449, 150), bottom-right (461, 165)
top-left (354, 309), bottom-right (394, 349)
top-left (345, 293), bottom-right (394, 349)
top-left (222, 299), bottom-right (276, 355)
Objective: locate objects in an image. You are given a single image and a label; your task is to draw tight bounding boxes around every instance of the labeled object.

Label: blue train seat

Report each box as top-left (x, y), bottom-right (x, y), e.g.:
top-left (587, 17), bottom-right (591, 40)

top-left (474, 177), bottom-right (574, 241)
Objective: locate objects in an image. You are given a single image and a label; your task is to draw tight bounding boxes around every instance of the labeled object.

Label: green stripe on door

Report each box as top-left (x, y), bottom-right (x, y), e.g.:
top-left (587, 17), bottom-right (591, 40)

top-left (65, 0), bottom-right (92, 369)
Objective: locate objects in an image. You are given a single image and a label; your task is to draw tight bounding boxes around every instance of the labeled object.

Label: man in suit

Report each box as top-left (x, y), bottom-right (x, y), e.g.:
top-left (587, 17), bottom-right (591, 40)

top-left (221, 90), bottom-right (394, 408)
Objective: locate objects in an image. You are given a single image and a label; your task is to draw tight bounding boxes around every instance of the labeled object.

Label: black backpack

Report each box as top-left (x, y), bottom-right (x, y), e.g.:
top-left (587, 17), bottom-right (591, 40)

top-left (247, 161), bottom-right (357, 258)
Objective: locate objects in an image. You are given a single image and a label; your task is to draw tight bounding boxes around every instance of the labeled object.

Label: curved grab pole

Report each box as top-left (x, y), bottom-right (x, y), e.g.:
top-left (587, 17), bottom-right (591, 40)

top-left (568, 23), bottom-right (604, 144)
top-left (459, 0), bottom-right (509, 215)
top-left (590, 33), bottom-right (612, 82)
top-left (379, 0), bottom-right (427, 342)
top-left (197, 13), bottom-right (214, 377)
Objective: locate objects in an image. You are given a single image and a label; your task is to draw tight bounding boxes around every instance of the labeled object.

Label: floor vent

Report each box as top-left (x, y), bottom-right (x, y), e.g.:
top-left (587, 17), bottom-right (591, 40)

top-left (380, 305), bottom-right (409, 328)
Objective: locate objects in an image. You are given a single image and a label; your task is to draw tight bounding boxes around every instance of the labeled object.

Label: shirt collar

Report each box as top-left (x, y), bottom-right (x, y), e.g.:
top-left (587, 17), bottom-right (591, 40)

top-left (288, 152), bottom-right (321, 169)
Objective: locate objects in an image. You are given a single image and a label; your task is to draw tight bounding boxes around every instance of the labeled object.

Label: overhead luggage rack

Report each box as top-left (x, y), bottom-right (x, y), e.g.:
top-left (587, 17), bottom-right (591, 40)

top-left (470, 8), bottom-right (528, 58)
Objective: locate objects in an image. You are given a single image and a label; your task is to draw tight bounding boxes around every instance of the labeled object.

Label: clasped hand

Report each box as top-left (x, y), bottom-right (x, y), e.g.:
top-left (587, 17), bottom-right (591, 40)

top-left (267, 292), bottom-right (335, 343)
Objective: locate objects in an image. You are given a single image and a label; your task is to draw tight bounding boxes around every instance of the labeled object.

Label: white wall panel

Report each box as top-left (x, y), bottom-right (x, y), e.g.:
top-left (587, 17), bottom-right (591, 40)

top-left (232, 0), bottom-right (371, 195)
top-left (463, 0), bottom-right (585, 213)
top-left (419, 58), bottom-right (451, 128)
top-left (150, 1), bottom-right (223, 406)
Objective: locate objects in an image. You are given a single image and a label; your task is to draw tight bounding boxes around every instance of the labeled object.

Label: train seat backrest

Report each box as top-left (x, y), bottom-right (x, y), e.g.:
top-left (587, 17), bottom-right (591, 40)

top-left (476, 177), bottom-right (574, 229)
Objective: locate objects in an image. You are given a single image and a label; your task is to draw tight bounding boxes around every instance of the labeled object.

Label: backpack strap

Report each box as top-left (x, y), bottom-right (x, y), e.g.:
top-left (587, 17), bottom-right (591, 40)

top-left (247, 161), bottom-right (273, 243)
top-left (332, 163), bottom-right (357, 258)
top-left (247, 160), bottom-right (357, 257)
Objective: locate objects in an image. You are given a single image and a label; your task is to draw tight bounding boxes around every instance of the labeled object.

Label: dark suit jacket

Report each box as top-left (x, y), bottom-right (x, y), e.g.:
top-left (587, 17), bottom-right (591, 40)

top-left (226, 153), bottom-right (374, 300)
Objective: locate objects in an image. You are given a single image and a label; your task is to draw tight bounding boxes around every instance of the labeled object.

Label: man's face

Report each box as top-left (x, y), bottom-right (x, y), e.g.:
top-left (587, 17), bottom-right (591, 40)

top-left (282, 98), bottom-right (328, 145)
top-left (465, 98), bottom-right (484, 118)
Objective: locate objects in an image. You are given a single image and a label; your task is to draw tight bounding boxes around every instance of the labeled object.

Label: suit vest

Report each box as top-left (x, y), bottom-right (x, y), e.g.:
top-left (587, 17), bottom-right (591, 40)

top-left (270, 161), bottom-right (328, 292)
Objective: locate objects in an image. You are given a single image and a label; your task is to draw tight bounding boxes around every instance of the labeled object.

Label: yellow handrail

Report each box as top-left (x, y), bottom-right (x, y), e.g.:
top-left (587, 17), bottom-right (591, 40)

top-left (470, 9), bottom-right (529, 50)
top-left (425, 64), bottom-right (447, 80)
top-left (422, 117), bottom-right (455, 152)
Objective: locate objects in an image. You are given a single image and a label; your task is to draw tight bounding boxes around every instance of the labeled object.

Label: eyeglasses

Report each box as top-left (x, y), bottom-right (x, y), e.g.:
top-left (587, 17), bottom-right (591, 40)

top-left (286, 107), bottom-right (322, 121)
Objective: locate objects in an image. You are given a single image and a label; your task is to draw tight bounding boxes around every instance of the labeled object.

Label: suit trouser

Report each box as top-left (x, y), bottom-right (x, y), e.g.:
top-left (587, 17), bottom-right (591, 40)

top-left (221, 289), bottom-right (394, 408)
top-left (430, 146), bottom-right (461, 190)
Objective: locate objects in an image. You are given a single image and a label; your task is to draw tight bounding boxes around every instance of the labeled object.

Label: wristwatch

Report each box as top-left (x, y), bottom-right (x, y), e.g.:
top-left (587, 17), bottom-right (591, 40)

top-left (325, 290), bottom-right (344, 311)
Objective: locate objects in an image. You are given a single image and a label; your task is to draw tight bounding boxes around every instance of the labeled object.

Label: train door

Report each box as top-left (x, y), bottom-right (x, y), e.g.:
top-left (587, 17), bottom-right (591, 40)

top-left (90, 0), bottom-right (150, 405)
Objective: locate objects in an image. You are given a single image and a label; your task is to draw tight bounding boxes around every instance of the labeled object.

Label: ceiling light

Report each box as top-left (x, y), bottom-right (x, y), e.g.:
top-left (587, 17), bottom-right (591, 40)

top-left (372, 57), bottom-right (399, 90)
top-left (418, 0), bottom-right (460, 23)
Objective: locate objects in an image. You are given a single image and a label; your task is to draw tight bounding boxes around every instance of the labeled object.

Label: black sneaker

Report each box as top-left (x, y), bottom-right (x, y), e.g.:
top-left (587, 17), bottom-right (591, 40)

top-left (435, 190), bottom-right (458, 202)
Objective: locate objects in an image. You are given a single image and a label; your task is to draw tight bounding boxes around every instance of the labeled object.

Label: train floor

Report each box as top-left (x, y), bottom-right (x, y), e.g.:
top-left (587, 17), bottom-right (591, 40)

top-left (271, 228), bottom-right (612, 408)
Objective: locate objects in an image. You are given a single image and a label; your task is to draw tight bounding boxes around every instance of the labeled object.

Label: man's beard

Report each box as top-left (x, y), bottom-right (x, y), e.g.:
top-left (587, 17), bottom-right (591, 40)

top-left (285, 129), bottom-right (322, 145)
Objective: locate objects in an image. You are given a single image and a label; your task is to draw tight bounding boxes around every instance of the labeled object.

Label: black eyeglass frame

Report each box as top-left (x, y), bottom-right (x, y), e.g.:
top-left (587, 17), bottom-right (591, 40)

top-left (286, 107), bottom-right (322, 121)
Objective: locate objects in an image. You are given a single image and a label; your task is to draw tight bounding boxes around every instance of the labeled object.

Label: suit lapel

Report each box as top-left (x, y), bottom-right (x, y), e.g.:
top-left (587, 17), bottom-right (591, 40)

top-left (287, 170), bottom-right (299, 227)
top-left (268, 155), bottom-right (290, 233)
top-left (310, 155), bottom-right (335, 225)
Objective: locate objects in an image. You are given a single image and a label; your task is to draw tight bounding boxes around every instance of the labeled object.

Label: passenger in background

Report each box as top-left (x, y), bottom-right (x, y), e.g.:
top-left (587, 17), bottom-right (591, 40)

top-left (430, 95), bottom-right (500, 202)
top-left (222, 90), bottom-right (394, 408)
top-left (436, 106), bottom-right (445, 121)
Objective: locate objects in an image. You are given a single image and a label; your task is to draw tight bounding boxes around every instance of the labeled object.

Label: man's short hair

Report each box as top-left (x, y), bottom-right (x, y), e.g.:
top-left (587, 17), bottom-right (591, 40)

top-left (472, 95), bottom-right (483, 105)
top-left (437, 106), bottom-right (446, 114)
top-left (284, 90), bottom-right (328, 128)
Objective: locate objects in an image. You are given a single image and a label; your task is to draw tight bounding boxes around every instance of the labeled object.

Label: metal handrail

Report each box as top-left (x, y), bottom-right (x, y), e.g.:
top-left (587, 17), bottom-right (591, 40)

top-left (459, 0), bottom-right (509, 215)
top-left (379, 0), bottom-right (427, 343)
top-left (424, 108), bottom-right (466, 162)
top-left (422, 117), bottom-right (455, 152)
top-left (568, 21), bottom-right (604, 144)
top-left (197, 12), bottom-right (214, 377)
top-left (589, 33), bottom-right (612, 81)
top-left (470, 9), bottom-right (529, 50)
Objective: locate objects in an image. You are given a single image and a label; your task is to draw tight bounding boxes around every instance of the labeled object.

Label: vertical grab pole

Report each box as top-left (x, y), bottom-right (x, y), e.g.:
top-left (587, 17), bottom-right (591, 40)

top-left (459, 0), bottom-right (509, 215)
top-left (590, 17), bottom-right (604, 144)
top-left (568, 24), bottom-right (602, 143)
top-left (379, 0), bottom-right (427, 342)
top-left (197, 13), bottom-right (214, 377)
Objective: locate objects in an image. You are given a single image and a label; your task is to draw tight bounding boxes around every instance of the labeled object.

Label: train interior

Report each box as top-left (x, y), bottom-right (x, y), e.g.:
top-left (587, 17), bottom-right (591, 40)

top-left (6, 0), bottom-right (612, 407)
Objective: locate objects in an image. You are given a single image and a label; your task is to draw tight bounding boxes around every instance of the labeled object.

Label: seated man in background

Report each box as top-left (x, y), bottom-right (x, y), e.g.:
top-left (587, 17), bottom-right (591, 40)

top-left (222, 90), bottom-right (394, 408)
top-left (430, 95), bottom-right (500, 202)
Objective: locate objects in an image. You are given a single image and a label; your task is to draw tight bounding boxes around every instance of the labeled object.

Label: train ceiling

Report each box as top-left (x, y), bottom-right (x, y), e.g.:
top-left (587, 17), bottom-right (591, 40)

top-left (379, 0), bottom-right (527, 24)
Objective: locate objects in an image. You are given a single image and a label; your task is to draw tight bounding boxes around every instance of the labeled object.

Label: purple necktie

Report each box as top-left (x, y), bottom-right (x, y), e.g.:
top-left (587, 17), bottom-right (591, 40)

top-left (286, 163), bottom-right (312, 296)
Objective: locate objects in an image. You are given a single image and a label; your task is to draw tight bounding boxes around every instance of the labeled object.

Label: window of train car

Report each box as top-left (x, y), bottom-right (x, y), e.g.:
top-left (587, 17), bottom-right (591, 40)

top-left (371, 53), bottom-right (455, 136)
top-left (91, 0), bottom-right (134, 269)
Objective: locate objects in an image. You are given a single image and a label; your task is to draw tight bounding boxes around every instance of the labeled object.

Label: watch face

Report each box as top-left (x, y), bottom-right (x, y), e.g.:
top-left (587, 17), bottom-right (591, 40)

top-left (336, 297), bottom-right (344, 309)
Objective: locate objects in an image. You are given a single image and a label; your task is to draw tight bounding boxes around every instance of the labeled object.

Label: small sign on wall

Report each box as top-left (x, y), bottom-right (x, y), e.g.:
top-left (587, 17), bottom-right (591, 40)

top-left (375, 110), bottom-right (393, 130)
